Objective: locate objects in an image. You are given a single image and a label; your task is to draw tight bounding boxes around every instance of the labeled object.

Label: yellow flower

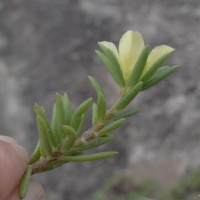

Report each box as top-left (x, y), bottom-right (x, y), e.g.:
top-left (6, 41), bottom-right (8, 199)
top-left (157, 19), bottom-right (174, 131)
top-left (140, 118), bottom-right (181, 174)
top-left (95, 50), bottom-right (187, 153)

top-left (118, 31), bottom-right (145, 80)
top-left (99, 30), bottom-right (174, 81)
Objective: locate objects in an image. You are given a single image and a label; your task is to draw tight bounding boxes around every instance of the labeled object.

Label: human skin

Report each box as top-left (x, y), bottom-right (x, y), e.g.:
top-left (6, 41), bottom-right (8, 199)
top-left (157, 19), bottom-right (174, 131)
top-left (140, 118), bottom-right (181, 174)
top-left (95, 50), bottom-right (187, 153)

top-left (0, 136), bottom-right (45, 200)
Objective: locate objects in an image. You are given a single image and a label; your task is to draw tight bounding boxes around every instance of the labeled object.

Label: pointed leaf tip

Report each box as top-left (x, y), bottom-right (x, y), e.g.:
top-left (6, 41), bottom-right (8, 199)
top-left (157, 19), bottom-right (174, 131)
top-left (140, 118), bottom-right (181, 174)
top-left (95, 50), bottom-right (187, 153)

top-left (95, 49), bottom-right (125, 87)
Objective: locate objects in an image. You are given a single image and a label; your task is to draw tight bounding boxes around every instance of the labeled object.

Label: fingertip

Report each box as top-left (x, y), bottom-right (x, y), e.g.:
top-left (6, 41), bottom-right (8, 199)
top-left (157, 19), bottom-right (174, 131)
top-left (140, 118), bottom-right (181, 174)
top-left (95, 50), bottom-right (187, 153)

top-left (0, 136), bottom-right (29, 162)
top-left (0, 135), bottom-right (29, 164)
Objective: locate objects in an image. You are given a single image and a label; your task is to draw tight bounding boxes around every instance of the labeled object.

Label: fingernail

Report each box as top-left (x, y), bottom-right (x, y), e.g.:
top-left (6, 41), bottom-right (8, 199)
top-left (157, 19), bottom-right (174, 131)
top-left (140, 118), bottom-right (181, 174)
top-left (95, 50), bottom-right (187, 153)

top-left (0, 136), bottom-right (18, 144)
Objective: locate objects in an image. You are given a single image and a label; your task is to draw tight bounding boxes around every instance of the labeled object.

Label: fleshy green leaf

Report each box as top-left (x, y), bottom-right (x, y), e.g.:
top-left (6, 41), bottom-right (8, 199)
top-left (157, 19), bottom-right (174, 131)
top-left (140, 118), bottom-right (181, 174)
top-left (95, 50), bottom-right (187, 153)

top-left (98, 42), bottom-right (125, 87)
top-left (88, 76), bottom-right (103, 94)
top-left (33, 103), bottom-right (46, 119)
top-left (78, 135), bottom-right (114, 151)
top-left (51, 103), bottom-right (59, 144)
top-left (29, 141), bottom-right (41, 164)
top-left (97, 118), bottom-right (125, 136)
top-left (142, 65), bottom-right (179, 90)
top-left (95, 50), bottom-right (125, 87)
top-left (92, 103), bottom-right (98, 126)
top-left (127, 45), bottom-right (149, 88)
top-left (115, 108), bottom-right (140, 120)
top-left (37, 116), bottom-right (52, 157)
top-left (76, 113), bottom-right (86, 136)
top-left (140, 52), bottom-right (173, 83)
top-left (115, 82), bottom-right (143, 111)
top-left (70, 98), bottom-right (92, 130)
top-left (36, 160), bottom-right (67, 173)
top-left (60, 151), bottom-right (118, 162)
top-left (55, 93), bottom-right (66, 140)
top-left (33, 103), bottom-right (56, 147)
top-left (73, 98), bottom-right (92, 116)
top-left (62, 92), bottom-right (72, 125)
top-left (37, 152), bottom-right (83, 173)
top-left (19, 165), bottom-right (32, 198)
top-left (97, 92), bottom-right (106, 123)
top-left (61, 125), bottom-right (77, 153)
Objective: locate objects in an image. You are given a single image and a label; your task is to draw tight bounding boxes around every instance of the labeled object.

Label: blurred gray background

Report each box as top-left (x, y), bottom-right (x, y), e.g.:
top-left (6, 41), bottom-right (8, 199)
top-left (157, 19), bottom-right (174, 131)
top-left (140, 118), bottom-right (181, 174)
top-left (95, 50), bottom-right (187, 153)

top-left (0, 0), bottom-right (200, 199)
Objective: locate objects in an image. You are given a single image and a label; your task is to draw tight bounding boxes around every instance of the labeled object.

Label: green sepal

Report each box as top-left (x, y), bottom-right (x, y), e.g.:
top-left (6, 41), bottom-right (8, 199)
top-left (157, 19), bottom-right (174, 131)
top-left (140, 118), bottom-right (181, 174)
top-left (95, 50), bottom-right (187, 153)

top-left (97, 118), bottom-right (125, 136)
top-left (29, 141), bottom-right (41, 164)
top-left (78, 134), bottom-right (114, 150)
top-left (88, 76), bottom-right (104, 94)
top-left (142, 65), bottom-right (179, 90)
top-left (61, 125), bottom-right (77, 153)
top-left (114, 108), bottom-right (140, 120)
top-left (70, 98), bottom-right (92, 130)
top-left (19, 165), bottom-right (32, 198)
top-left (95, 50), bottom-right (125, 87)
top-left (33, 103), bottom-right (56, 148)
top-left (140, 52), bottom-right (173, 83)
top-left (55, 93), bottom-right (66, 140)
top-left (77, 113), bottom-right (86, 136)
top-left (98, 43), bottom-right (125, 87)
top-left (127, 45), bottom-right (149, 88)
top-left (97, 92), bottom-right (106, 123)
top-left (37, 116), bottom-right (52, 157)
top-left (115, 82), bottom-right (143, 111)
top-left (60, 151), bottom-right (118, 162)
top-left (62, 92), bottom-right (72, 125)
top-left (70, 115), bottom-right (82, 132)
top-left (92, 103), bottom-right (98, 126)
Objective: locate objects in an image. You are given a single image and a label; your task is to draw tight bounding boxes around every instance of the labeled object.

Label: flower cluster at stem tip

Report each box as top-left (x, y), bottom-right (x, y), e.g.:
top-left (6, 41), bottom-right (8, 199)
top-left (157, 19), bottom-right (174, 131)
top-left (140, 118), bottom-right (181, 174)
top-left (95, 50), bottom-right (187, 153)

top-left (96, 30), bottom-right (177, 90)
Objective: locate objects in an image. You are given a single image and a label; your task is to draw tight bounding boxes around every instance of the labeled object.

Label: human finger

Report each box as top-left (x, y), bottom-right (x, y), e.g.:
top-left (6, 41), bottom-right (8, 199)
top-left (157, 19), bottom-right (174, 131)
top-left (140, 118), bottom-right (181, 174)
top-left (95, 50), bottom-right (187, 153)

top-left (0, 136), bottom-right (29, 200)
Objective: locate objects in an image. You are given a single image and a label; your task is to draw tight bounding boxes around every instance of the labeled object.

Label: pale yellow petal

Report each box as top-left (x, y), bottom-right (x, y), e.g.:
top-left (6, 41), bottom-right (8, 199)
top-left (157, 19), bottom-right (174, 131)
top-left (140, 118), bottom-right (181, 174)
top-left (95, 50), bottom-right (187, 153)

top-left (98, 41), bottom-right (119, 59)
top-left (118, 31), bottom-right (145, 80)
top-left (142, 45), bottom-right (175, 75)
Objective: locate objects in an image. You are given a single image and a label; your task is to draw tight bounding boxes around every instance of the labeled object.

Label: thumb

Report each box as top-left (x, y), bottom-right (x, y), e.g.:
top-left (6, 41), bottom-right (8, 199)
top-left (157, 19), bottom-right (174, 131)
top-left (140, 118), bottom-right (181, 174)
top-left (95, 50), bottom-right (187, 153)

top-left (0, 136), bottom-right (28, 200)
